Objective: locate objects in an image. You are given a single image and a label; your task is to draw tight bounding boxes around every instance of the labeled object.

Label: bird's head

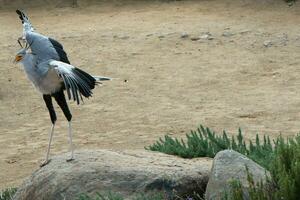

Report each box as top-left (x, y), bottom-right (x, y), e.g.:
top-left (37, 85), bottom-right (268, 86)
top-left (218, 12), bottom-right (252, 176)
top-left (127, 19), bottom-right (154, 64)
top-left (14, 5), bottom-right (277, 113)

top-left (14, 48), bottom-right (27, 63)
top-left (14, 38), bottom-right (31, 64)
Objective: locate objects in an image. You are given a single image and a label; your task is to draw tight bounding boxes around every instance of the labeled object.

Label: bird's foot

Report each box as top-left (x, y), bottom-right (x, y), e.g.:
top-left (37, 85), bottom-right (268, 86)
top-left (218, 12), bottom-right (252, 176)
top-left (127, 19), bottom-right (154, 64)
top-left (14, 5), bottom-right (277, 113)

top-left (66, 157), bottom-right (75, 162)
top-left (40, 159), bottom-right (51, 167)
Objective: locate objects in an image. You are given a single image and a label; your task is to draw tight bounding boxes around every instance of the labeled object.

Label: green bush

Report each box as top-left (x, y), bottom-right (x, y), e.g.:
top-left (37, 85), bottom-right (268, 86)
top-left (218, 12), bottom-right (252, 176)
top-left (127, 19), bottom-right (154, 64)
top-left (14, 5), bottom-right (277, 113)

top-left (222, 166), bottom-right (275, 200)
top-left (223, 135), bottom-right (300, 200)
top-left (271, 136), bottom-right (300, 200)
top-left (147, 125), bottom-right (300, 199)
top-left (78, 191), bottom-right (124, 200)
top-left (0, 188), bottom-right (17, 200)
top-left (77, 192), bottom-right (165, 200)
top-left (146, 125), bottom-right (275, 170)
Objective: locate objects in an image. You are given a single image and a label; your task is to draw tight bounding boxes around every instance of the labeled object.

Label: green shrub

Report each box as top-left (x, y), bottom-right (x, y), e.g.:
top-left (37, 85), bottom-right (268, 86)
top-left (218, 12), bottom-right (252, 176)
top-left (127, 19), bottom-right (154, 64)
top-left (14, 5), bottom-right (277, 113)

top-left (146, 125), bottom-right (275, 170)
top-left (223, 135), bottom-right (300, 200)
top-left (77, 192), bottom-right (164, 200)
top-left (222, 166), bottom-right (275, 200)
top-left (0, 188), bottom-right (17, 200)
top-left (271, 135), bottom-right (300, 200)
top-left (147, 125), bottom-right (300, 199)
top-left (78, 191), bottom-right (124, 200)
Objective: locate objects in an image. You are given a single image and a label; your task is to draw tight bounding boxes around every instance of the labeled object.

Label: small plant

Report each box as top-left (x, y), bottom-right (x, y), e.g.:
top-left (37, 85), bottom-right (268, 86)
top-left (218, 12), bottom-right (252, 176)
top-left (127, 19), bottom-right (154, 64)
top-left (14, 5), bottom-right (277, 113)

top-left (133, 193), bottom-right (165, 200)
top-left (146, 125), bottom-right (275, 169)
top-left (271, 135), bottom-right (300, 200)
top-left (0, 188), bottom-right (17, 200)
top-left (77, 192), bottom-right (165, 200)
top-left (148, 125), bottom-right (300, 199)
top-left (222, 166), bottom-right (275, 200)
top-left (221, 135), bottom-right (300, 200)
top-left (78, 191), bottom-right (124, 200)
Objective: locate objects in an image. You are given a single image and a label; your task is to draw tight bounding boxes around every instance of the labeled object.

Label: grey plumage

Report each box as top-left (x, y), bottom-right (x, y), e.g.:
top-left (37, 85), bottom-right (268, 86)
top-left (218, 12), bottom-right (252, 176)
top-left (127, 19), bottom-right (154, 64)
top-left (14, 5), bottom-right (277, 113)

top-left (16, 9), bottom-right (111, 104)
top-left (16, 48), bottom-right (111, 104)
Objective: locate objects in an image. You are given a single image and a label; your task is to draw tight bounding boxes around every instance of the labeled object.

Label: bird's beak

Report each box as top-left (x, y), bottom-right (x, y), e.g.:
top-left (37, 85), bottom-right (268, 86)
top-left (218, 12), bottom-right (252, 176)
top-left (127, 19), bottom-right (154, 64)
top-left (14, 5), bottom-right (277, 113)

top-left (14, 55), bottom-right (22, 64)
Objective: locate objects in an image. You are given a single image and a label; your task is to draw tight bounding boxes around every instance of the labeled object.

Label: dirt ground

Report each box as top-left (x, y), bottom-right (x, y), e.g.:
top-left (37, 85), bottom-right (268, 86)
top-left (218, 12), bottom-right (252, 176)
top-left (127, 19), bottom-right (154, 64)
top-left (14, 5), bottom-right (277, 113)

top-left (1, 0), bottom-right (300, 190)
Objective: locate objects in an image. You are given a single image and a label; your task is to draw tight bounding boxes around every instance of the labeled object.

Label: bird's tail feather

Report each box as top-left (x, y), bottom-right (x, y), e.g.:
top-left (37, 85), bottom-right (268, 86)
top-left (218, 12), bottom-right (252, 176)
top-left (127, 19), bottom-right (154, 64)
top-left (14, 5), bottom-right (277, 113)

top-left (93, 76), bottom-right (112, 81)
top-left (72, 68), bottom-right (97, 98)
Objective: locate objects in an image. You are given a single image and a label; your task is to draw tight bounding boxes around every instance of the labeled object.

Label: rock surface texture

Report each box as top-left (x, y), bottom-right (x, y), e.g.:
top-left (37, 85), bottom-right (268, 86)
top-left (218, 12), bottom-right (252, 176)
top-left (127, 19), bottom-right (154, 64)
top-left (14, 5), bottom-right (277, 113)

top-left (13, 150), bottom-right (212, 200)
top-left (205, 150), bottom-right (270, 200)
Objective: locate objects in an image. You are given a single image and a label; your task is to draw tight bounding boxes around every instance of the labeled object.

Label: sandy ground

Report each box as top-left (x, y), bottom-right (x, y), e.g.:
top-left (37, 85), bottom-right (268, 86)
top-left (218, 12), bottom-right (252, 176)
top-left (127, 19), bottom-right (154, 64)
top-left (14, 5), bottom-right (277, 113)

top-left (1, 0), bottom-right (300, 189)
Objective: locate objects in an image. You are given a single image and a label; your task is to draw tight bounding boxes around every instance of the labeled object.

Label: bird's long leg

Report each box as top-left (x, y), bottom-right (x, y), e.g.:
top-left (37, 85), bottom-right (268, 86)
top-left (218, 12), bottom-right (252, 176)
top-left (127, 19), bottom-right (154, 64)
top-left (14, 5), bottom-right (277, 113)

top-left (53, 90), bottom-right (74, 162)
top-left (41, 95), bottom-right (57, 167)
top-left (45, 123), bottom-right (55, 162)
top-left (68, 121), bottom-right (74, 161)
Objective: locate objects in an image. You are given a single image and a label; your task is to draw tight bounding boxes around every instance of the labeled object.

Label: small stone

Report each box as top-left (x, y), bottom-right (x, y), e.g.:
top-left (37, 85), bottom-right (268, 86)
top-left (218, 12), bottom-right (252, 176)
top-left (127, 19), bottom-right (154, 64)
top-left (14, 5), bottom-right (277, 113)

top-left (222, 31), bottom-right (234, 37)
top-left (240, 30), bottom-right (251, 35)
top-left (190, 36), bottom-right (200, 41)
top-left (199, 32), bottom-right (214, 40)
top-left (199, 34), bottom-right (210, 40)
top-left (180, 32), bottom-right (189, 38)
top-left (263, 40), bottom-right (273, 47)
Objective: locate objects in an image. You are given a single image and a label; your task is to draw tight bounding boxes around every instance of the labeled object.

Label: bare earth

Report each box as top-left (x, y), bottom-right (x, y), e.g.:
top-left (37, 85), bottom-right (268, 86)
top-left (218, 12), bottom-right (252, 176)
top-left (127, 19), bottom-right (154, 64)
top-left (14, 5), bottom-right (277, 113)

top-left (1, 0), bottom-right (300, 189)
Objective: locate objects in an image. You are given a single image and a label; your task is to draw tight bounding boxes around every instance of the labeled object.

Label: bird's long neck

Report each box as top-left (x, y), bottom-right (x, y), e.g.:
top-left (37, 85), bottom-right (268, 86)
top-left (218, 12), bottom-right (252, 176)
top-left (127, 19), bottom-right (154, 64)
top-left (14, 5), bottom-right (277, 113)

top-left (21, 53), bottom-right (36, 68)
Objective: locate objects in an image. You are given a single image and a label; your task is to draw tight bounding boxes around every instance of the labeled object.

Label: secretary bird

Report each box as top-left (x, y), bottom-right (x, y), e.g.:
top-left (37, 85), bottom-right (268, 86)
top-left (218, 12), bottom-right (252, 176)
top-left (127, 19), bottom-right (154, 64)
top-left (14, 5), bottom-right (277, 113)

top-left (15, 10), bottom-right (111, 167)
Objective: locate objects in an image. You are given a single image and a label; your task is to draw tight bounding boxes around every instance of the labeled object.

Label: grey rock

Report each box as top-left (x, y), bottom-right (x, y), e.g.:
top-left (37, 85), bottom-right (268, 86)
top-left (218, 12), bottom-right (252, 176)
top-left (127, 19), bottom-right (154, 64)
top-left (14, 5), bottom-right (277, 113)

top-left (180, 32), bottom-right (189, 39)
top-left (191, 33), bottom-right (214, 41)
top-left (263, 40), bottom-right (273, 47)
top-left (200, 33), bottom-right (214, 40)
top-left (14, 149), bottom-right (212, 200)
top-left (190, 36), bottom-right (200, 41)
top-left (205, 150), bottom-right (270, 200)
top-left (222, 32), bottom-right (234, 37)
top-left (240, 30), bottom-right (251, 35)
top-left (114, 35), bottom-right (130, 40)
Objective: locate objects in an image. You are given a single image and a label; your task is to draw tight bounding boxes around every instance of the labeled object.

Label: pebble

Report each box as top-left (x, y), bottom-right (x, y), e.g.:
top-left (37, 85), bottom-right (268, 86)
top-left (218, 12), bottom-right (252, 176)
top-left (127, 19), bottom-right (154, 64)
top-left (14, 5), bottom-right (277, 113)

top-left (263, 40), bottom-right (273, 47)
top-left (200, 33), bottom-right (214, 40)
top-left (190, 36), bottom-right (200, 41)
top-left (180, 32), bottom-right (189, 38)
top-left (222, 31), bottom-right (234, 37)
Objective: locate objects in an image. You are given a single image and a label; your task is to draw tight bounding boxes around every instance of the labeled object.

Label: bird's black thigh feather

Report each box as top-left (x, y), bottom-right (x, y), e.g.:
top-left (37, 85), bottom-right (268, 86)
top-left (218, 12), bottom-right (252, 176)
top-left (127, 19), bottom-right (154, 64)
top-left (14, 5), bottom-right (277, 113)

top-left (43, 94), bottom-right (57, 124)
top-left (52, 90), bottom-right (72, 122)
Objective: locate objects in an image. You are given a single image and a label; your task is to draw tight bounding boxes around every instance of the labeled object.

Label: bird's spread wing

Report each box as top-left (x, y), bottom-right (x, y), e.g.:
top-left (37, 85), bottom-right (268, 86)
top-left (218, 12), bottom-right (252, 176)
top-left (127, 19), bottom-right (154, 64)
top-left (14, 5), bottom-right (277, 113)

top-left (16, 10), bottom-right (69, 64)
top-left (48, 38), bottom-right (70, 64)
top-left (49, 60), bottom-right (99, 105)
top-left (16, 9), bottom-right (34, 37)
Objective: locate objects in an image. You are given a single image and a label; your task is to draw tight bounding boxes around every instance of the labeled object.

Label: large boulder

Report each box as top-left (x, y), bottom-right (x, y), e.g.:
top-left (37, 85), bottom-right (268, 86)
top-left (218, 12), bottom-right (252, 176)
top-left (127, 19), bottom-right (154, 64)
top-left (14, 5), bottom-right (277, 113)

top-left (205, 150), bottom-right (270, 200)
top-left (13, 149), bottom-right (212, 200)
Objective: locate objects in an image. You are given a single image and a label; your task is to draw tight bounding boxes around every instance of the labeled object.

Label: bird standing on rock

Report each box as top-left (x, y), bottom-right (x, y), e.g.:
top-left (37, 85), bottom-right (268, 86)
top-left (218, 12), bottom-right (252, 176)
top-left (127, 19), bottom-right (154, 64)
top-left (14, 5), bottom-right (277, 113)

top-left (15, 10), bottom-right (111, 167)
